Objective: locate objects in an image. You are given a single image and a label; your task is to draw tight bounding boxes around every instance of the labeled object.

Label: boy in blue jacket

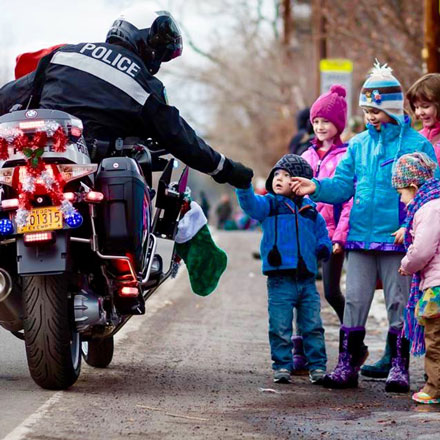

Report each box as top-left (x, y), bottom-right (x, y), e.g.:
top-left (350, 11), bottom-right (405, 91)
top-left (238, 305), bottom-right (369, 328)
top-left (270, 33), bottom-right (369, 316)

top-left (236, 154), bottom-right (332, 384)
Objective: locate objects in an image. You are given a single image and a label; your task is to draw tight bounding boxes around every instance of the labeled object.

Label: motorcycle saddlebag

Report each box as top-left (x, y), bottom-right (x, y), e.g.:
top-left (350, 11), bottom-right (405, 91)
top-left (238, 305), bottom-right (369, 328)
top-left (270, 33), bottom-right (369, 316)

top-left (95, 157), bottom-right (150, 272)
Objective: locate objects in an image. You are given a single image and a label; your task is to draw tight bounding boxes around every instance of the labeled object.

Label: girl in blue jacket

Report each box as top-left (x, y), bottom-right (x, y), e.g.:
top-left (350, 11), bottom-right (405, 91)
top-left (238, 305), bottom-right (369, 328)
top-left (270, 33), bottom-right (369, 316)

top-left (291, 61), bottom-right (439, 392)
top-left (236, 154), bottom-right (332, 385)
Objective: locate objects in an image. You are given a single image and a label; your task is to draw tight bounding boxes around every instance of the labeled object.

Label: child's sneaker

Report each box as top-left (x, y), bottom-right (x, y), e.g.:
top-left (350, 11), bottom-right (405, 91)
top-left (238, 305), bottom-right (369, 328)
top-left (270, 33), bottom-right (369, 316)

top-left (412, 391), bottom-right (440, 404)
top-left (309, 369), bottom-right (326, 384)
top-left (273, 368), bottom-right (291, 383)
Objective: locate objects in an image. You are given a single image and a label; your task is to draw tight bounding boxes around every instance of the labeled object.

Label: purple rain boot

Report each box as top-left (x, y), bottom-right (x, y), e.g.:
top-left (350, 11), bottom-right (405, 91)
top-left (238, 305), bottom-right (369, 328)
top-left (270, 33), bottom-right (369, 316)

top-left (385, 329), bottom-right (410, 393)
top-left (322, 326), bottom-right (369, 389)
top-left (291, 335), bottom-right (308, 375)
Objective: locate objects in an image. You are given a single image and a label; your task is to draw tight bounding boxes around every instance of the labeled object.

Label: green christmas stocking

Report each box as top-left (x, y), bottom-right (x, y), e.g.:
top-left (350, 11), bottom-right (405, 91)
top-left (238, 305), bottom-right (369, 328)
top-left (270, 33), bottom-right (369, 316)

top-left (176, 224), bottom-right (227, 296)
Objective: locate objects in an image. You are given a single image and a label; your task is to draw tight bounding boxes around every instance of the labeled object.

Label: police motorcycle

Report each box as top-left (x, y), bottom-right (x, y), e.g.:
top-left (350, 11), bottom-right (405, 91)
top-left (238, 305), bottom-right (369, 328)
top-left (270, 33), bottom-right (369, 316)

top-left (0, 108), bottom-right (187, 389)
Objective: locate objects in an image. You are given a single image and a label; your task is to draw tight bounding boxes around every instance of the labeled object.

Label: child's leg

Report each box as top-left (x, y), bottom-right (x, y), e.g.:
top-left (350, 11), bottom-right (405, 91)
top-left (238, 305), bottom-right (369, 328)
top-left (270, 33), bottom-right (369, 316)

top-left (322, 251), bottom-right (345, 323)
top-left (296, 278), bottom-right (326, 371)
top-left (377, 252), bottom-right (411, 330)
top-left (343, 251), bottom-right (378, 327)
top-left (267, 274), bottom-right (298, 371)
top-left (378, 253), bottom-right (411, 392)
top-left (422, 317), bottom-right (440, 398)
top-left (323, 251), bottom-right (377, 388)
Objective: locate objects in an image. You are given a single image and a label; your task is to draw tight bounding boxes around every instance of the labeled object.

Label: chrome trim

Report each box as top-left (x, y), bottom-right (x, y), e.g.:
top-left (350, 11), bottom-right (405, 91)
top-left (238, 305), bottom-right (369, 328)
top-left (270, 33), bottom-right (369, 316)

top-left (70, 237), bottom-right (91, 244)
top-left (141, 234), bottom-right (157, 285)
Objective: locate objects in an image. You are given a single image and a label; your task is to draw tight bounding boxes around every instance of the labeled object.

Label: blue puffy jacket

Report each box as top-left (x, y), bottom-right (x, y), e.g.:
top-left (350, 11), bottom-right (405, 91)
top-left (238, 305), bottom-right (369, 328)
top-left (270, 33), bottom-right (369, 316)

top-left (236, 186), bottom-right (331, 275)
top-left (312, 119), bottom-right (439, 251)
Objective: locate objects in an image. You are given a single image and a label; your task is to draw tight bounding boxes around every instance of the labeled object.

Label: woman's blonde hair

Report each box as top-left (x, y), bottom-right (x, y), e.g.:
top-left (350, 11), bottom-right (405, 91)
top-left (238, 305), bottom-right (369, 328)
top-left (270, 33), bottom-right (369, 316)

top-left (406, 73), bottom-right (440, 117)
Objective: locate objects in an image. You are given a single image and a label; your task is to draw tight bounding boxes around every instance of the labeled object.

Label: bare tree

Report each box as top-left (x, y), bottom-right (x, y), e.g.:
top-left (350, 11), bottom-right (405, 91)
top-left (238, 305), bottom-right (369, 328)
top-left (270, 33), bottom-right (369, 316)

top-left (168, 0), bottom-right (424, 176)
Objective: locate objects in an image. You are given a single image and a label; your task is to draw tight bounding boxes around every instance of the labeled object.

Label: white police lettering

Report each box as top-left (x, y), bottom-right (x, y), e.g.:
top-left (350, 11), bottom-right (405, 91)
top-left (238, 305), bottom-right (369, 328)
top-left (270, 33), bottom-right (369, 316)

top-left (117, 57), bottom-right (131, 71)
top-left (79, 43), bottom-right (140, 78)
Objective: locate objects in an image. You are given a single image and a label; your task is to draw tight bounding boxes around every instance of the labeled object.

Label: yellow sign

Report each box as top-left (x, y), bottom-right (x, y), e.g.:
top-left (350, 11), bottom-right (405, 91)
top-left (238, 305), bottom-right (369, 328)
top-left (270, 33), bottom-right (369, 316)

top-left (18, 206), bottom-right (63, 234)
top-left (320, 59), bottom-right (353, 73)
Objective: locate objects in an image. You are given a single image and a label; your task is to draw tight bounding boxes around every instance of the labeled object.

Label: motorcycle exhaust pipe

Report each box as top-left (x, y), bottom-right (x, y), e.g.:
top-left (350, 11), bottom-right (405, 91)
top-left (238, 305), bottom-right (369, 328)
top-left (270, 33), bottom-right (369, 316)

top-left (0, 268), bottom-right (12, 303)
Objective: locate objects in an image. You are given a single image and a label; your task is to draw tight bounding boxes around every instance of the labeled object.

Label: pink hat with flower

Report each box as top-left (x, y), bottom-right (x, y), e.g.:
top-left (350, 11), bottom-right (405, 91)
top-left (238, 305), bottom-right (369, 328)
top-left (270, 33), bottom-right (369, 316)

top-left (310, 84), bottom-right (348, 134)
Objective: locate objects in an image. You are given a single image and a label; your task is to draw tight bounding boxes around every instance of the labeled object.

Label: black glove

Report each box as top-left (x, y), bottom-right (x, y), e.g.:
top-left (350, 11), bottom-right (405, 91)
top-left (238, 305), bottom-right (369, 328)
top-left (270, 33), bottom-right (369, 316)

top-left (213, 159), bottom-right (254, 189)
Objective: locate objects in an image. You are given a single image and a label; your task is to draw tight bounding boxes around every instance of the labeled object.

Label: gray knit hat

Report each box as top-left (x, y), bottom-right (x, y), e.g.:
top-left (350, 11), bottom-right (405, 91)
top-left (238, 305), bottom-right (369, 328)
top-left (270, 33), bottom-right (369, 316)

top-left (265, 154), bottom-right (313, 193)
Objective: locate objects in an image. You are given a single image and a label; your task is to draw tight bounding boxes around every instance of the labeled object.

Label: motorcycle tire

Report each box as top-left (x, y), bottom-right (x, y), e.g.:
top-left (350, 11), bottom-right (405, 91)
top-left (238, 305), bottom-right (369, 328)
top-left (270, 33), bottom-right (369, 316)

top-left (81, 336), bottom-right (114, 368)
top-left (23, 275), bottom-right (81, 390)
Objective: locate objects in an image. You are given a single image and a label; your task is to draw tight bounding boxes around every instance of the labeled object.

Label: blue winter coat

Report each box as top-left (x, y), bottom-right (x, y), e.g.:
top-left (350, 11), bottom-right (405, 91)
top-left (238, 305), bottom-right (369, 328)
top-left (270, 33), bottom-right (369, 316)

top-left (312, 119), bottom-right (439, 251)
top-left (236, 186), bottom-right (332, 275)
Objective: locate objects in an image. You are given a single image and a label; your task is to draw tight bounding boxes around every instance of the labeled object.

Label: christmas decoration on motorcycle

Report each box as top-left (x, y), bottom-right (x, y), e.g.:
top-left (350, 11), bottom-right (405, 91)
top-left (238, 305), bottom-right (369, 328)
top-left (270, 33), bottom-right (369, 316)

top-left (175, 200), bottom-right (227, 296)
top-left (0, 121), bottom-right (80, 227)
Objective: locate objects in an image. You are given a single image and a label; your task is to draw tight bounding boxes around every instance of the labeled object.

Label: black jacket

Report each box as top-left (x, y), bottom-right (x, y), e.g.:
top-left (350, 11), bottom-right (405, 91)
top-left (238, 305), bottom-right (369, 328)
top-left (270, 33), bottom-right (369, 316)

top-left (0, 42), bottom-right (232, 180)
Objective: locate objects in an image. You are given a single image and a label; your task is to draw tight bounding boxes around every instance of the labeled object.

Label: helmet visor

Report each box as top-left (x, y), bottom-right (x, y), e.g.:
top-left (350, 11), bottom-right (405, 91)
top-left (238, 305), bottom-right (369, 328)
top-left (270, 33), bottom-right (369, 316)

top-left (150, 13), bottom-right (183, 62)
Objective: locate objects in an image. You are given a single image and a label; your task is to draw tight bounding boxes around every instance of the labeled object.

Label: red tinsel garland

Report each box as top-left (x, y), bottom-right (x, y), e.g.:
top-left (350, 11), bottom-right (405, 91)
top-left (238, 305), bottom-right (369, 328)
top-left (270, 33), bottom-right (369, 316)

top-left (0, 126), bottom-right (69, 222)
top-left (0, 138), bottom-right (8, 160)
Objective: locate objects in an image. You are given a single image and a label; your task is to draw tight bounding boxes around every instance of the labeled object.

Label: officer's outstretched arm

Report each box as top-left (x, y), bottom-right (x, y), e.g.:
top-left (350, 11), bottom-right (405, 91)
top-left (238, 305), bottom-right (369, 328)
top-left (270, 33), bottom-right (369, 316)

top-left (142, 95), bottom-right (253, 188)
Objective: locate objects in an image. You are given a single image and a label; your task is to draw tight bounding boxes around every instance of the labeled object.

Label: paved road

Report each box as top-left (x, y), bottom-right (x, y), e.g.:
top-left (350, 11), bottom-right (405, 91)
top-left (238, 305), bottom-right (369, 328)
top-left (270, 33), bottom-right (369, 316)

top-left (0, 231), bottom-right (439, 440)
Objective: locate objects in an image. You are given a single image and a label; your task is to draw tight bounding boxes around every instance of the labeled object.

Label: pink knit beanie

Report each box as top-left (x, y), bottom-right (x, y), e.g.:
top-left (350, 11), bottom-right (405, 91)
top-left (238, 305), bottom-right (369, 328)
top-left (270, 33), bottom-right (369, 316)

top-left (310, 84), bottom-right (348, 134)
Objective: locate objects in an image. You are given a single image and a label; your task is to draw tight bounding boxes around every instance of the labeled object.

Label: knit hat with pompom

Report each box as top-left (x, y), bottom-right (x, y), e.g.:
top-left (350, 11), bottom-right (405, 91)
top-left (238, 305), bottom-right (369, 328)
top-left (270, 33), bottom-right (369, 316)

top-left (359, 59), bottom-right (403, 118)
top-left (310, 84), bottom-right (348, 134)
top-left (392, 152), bottom-right (437, 189)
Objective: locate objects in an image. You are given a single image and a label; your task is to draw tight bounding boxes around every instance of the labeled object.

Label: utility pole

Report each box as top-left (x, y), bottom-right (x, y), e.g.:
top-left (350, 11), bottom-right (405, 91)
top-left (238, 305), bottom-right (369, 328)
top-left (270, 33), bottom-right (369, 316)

top-left (282, 0), bottom-right (292, 47)
top-left (424, 0), bottom-right (440, 72)
top-left (313, 0), bottom-right (327, 97)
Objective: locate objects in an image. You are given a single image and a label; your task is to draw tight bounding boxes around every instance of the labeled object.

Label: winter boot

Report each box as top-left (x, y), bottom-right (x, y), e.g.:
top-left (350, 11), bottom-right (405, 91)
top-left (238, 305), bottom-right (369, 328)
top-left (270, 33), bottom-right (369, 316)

top-left (361, 336), bottom-right (392, 378)
top-left (322, 326), bottom-right (369, 389)
top-left (291, 335), bottom-right (308, 375)
top-left (385, 329), bottom-right (410, 393)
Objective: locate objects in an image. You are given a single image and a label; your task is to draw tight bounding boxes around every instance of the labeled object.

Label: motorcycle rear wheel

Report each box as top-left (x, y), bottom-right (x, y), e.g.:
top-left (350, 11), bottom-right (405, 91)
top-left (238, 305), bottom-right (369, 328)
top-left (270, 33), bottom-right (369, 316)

top-left (82, 336), bottom-right (114, 368)
top-left (23, 275), bottom-right (81, 390)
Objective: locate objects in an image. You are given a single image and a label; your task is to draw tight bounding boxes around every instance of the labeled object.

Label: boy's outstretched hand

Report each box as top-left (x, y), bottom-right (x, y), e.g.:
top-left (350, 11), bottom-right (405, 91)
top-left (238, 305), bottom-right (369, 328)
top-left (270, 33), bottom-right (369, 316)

top-left (290, 177), bottom-right (316, 196)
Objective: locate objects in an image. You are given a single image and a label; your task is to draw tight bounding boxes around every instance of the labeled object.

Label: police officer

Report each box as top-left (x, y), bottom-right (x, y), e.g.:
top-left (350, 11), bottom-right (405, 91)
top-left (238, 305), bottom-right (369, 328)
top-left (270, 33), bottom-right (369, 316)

top-left (0, 7), bottom-right (253, 189)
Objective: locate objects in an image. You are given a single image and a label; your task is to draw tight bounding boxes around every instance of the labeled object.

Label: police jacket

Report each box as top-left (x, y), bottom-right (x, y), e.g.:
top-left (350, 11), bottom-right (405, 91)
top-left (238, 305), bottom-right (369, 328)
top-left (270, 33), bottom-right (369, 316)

top-left (0, 42), bottom-right (230, 180)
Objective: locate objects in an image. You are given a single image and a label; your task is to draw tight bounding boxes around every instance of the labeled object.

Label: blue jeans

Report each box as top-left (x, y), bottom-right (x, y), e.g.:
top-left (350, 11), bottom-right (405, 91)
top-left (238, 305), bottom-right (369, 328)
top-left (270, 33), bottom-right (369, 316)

top-left (267, 274), bottom-right (326, 371)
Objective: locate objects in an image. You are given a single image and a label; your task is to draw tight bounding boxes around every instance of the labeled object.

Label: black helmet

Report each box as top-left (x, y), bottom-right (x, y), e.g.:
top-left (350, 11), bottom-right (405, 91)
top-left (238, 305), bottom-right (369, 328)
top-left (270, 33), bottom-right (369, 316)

top-left (106, 8), bottom-right (183, 75)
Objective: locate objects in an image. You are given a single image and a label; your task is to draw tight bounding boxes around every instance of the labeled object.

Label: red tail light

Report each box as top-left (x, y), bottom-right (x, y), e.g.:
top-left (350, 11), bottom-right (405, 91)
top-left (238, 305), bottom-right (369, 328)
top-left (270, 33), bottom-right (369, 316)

top-left (70, 126), bottom-right (82, 137)
top-left (119, 286), bottom-right (139, 297)
top-left (63, 192), bottom-right (76, 202)
top-left (85, 191), bottom-right (104, 203)
top-left (24, 231), bottom-right (55, 245)
top-left (1, 198), bottom-right (19, 210)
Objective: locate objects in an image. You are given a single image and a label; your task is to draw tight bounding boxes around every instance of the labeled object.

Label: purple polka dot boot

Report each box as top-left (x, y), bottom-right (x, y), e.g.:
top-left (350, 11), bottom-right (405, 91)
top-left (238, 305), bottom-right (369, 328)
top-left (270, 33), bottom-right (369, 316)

top-left (385, 329), bottom-right (410, 393)
top-left (322, 326), bottom-right (369, 389)
top-left (291, 335), bottom-right (308, 375)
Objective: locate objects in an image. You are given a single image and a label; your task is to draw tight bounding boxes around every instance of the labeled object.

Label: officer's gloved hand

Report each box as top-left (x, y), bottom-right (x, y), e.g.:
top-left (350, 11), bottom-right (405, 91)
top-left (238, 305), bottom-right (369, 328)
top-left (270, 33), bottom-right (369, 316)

top-left (213, 159), bottom-right (253, 189)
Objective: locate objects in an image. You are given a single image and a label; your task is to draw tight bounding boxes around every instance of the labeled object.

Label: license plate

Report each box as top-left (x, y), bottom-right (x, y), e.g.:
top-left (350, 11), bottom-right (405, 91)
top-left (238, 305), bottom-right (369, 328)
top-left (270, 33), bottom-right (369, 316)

top-left (18, 207), bottom-right (63, 233)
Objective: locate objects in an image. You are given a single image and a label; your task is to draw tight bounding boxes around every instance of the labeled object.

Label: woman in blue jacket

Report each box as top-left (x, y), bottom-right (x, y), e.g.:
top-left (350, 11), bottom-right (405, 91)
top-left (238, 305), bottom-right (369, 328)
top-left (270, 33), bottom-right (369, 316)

top-left (291, 61), bottom-right (439, 392)
top-left (236, 154), bottom-right (331, 385)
